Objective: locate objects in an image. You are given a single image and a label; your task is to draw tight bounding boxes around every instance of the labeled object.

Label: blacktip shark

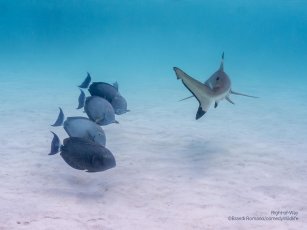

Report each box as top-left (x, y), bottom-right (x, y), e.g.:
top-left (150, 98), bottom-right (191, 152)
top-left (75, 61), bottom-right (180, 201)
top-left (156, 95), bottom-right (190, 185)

top-left (173, 53), bottom-right (257, 120)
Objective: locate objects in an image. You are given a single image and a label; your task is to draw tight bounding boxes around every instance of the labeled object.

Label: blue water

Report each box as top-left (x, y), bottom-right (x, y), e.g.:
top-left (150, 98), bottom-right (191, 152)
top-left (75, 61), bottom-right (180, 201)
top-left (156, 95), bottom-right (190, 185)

top-left (1, 1), bottom-right (307, 229)
top-left (1, 1), bottom-right (307, 82)
top-left (1, 0), bottom-right (306, 142)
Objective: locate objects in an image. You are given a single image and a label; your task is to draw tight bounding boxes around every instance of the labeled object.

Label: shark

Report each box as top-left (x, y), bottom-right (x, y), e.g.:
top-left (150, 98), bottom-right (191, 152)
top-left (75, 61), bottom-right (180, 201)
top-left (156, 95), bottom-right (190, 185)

top-left (173, 53), bottom-right (257, 120)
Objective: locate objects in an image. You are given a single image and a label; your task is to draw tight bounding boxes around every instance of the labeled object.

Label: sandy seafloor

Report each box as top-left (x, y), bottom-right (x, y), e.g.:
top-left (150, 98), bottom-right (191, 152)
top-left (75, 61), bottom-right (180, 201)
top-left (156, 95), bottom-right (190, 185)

top-left (0, 68), bottom-right (306, 230)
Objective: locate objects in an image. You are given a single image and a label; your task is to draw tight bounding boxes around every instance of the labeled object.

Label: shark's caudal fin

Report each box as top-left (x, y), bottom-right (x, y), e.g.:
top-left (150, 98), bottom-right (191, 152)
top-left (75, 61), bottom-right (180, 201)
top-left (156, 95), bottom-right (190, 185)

top-left (173, 67), bottom-right (213, 119)
top-left (51, 107), bottom-right (64, 127)
top-left (230, 90), bottom-right (258, 98)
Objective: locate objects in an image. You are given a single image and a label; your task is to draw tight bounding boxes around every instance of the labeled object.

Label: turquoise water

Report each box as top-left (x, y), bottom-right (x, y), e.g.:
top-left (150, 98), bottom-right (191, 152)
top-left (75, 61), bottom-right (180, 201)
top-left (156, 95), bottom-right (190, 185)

top-left (1, 0), bottom-right (306, 146)
top-left (1, 1), bottom-right (307, 229)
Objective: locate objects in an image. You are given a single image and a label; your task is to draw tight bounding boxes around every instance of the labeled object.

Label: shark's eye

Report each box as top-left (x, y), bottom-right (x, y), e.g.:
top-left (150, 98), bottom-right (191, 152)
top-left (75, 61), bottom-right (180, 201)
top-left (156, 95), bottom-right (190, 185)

top-left (216, 77), bottom-right (220, 81)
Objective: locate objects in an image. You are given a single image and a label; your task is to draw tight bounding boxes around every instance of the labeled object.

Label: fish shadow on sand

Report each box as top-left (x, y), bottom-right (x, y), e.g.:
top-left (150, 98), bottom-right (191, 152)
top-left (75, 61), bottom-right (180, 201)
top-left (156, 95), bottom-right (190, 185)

top-left (174, 138), bottom-right (228, 177)
top-left (43, 174), bottom-right (114, 200)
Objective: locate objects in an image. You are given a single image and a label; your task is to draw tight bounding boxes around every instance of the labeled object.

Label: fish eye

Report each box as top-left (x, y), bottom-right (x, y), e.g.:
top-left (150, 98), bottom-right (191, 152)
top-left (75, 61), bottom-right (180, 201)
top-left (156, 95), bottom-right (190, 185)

top-left (216, 77), bottom-right (220, 81)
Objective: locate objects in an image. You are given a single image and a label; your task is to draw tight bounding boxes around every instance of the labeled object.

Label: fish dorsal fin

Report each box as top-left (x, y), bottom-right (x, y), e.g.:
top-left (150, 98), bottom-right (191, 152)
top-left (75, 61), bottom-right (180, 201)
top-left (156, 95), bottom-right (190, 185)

top-left (113, 81), bottom-right (119, 91)
top-left (219, 52), bottom-right (224, 71)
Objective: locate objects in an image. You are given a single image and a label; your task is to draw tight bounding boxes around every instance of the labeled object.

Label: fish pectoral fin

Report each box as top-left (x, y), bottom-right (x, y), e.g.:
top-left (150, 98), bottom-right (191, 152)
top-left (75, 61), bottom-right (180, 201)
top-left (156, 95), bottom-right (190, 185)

top-left (230, 90), bottom-right (259, 98)
top-left (95, 117), bottom-right (104, 123)
top-left (226, 96), bottom-right (235, 105)
top-left (87, 131), bottom-right (94, 142)
top-left (179, 95), bottom-right (194, 102)
top-left (196, 106), bottom-right (206, 120)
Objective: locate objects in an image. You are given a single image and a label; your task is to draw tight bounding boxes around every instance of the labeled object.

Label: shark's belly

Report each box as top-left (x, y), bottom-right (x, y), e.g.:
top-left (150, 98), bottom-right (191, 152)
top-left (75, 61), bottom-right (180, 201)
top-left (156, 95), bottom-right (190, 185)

top-left (212, 89), bottom-right (230, 101)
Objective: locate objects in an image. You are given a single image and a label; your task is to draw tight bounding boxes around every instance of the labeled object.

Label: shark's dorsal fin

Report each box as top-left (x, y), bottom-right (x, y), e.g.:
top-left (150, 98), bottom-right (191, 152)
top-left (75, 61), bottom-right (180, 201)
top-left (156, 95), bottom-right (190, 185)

top-left (220, 52), bottom-right (224, 70)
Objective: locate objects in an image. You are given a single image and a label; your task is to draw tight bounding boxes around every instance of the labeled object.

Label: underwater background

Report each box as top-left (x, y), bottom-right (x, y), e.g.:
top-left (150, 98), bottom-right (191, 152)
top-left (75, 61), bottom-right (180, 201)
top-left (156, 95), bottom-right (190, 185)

top-left (0, 0), bottom-right (306, 229)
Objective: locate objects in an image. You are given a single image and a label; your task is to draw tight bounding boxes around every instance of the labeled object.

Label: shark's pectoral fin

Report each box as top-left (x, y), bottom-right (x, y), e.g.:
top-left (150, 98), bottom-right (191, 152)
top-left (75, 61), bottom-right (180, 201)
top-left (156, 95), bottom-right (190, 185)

top-left (196, 107), bottom-right (206, 120)
top-left (230, 90), bottom-right (258, 98)
top-left (179, 95), bottom-right (194, 102)
top-left (214, 102), bottom-right (218, 108)
top-left (226, 96), bottom-right (235, 105)
top-left (173, 67), bottom-right (212, 104)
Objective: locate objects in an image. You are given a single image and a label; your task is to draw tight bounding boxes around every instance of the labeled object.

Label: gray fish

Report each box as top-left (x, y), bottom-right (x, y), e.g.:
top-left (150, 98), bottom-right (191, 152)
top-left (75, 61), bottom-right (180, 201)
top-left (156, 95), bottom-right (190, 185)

top-left (174, 53), bottom-right (257, 119)
top-left (51, 107), bottom-right (64, 127)
top-left (64, 116), bottom-right (106, 146)
top-left (78, 72), bottom-right (91, 89)
top-left (76, 89), bottom-right (86, 109)
top-left (49, 131), bottom-right (60, 155)
top-left (88, 82), bottom-right (118, 102)
top-left (51, 137), bottom-right (116, 172)
top-left (85, 96), bottom-right (118, 126)
top-left (111, 94), bottom-right (129, 115)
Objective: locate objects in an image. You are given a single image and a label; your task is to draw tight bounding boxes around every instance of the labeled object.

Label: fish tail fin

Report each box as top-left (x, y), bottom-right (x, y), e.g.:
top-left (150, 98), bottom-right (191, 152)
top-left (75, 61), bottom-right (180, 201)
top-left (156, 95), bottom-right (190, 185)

top-left (78, 72), bottom-right (91, 88)
top-left (51, 107), bottom-right (65, 127)
top-left (49, 131), bottom-right (60, 155)
top-left (76, 89), bottom-right (85, 109)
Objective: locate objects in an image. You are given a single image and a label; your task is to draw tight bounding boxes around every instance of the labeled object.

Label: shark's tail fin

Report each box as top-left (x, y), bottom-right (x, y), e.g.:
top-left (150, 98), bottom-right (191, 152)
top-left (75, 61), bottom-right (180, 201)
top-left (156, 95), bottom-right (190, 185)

top-left (230, 90), bottom-right (258, 98)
